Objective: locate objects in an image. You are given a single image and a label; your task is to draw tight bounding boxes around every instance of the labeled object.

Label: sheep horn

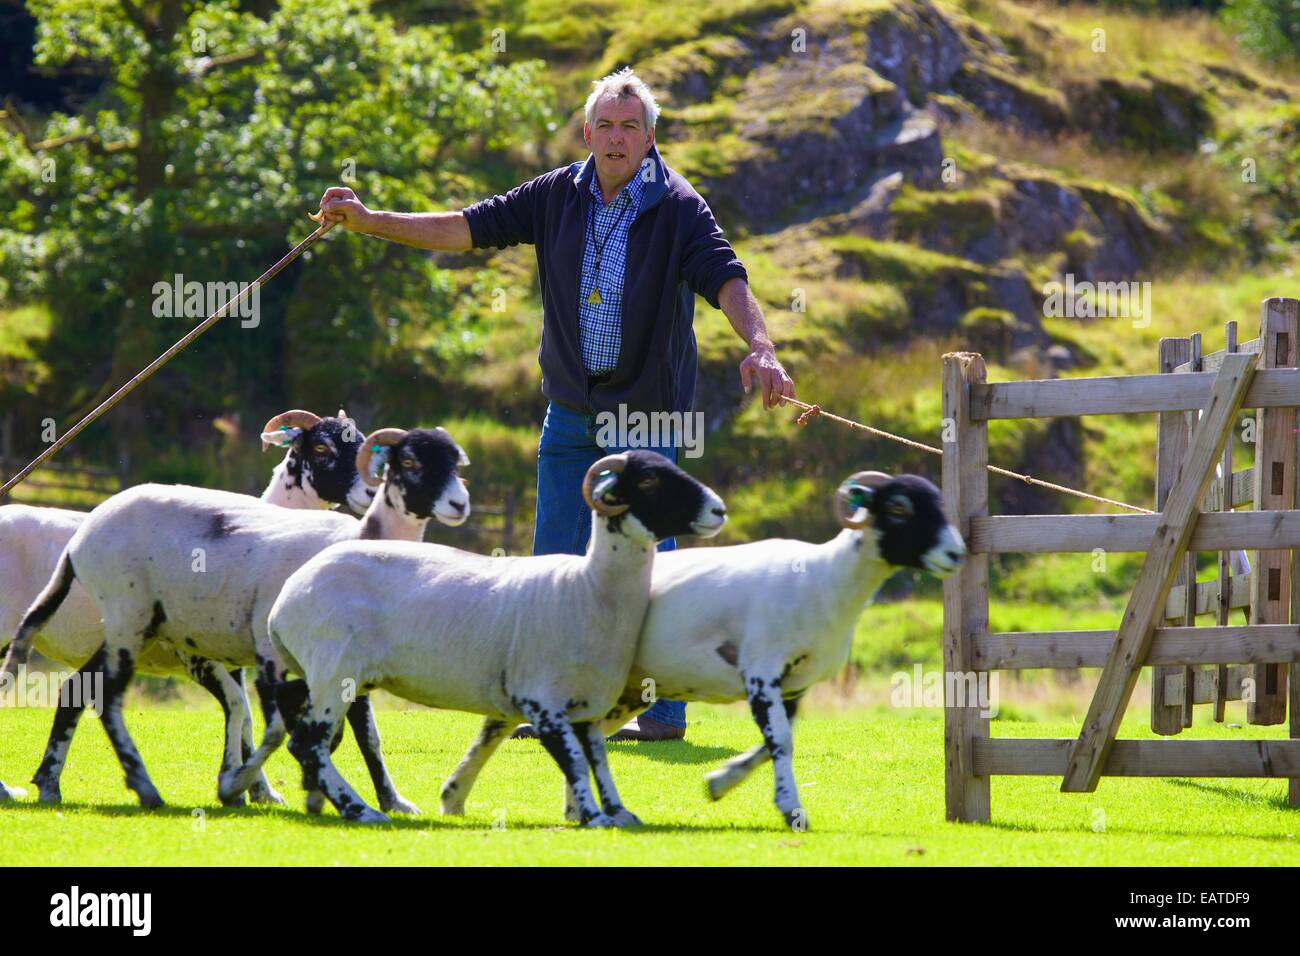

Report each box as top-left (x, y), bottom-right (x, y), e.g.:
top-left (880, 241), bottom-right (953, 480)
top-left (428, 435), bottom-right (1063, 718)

top-left (837, 470), bottom-right (891, 529)
top-left (357, 428), bottom-right (409, 487)
top-left (582, 454), bottom-right (630, 516)
top-left (260, 409), bottom-right (322, 451)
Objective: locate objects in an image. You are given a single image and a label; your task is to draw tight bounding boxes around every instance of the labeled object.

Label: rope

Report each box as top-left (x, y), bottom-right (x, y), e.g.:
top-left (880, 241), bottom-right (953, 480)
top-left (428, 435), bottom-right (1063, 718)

top-left (0, 209), bottom-right (1153, 521)
top-left (782, 396), bottom-right (1155, 515)
top-left (0, 216), bottom-right (337, 499)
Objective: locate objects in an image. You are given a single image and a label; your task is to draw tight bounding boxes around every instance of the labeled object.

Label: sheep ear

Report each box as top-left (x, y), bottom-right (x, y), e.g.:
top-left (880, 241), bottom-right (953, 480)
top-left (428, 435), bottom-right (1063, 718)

top-left (591, 470), bottom-right (621, 503)
top-left (845, 485), bottom-right (874, 509)
top-left (367, 445), bottom-right (391, 483)
top-left (835, 481), bottom-right (874, 529)
top-left (457, 446), bottom-right (471, 468)
top-left (260, 425), bottom-right (303, 452)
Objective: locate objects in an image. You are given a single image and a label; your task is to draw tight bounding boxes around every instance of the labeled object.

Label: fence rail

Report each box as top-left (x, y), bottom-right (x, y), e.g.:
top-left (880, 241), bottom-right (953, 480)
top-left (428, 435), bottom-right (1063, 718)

top-left (971, 366), bottom-right (1300, 420)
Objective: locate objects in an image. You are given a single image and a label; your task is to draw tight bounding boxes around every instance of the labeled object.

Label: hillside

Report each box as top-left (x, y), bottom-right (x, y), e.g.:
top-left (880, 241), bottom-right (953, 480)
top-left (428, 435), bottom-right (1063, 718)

top-left (430, 0), bottom-right (1297, 528)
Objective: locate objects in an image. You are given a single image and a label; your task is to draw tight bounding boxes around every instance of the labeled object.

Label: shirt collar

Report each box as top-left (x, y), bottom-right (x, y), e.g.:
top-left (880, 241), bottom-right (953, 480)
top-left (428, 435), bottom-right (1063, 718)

top-left (586, 158), bottom-right (649, 210)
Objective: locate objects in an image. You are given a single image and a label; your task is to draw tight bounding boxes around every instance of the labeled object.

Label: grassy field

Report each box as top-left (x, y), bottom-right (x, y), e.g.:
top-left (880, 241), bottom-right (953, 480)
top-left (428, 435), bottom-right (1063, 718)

top-left (3, 703), bottom-right (1300, 865)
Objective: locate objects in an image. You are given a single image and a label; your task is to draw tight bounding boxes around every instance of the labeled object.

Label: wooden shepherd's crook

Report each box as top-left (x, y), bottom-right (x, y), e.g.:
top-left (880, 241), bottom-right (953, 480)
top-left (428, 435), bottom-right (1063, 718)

top-left (0, 214), bottom-right (337, 499)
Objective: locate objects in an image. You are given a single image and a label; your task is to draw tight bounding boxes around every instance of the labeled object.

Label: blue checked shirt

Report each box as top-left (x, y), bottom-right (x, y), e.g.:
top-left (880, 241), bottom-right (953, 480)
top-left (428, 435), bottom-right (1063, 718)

top-left (577, 167), bottom-right (647, 374)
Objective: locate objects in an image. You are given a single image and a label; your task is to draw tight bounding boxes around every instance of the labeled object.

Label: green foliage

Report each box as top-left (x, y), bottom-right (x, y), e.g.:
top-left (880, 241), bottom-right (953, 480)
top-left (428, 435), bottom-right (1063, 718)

top-left (891, 185), bottom-right (1003, 249)
top-left (0, 0), bottom-right (553, 462)
top-left (0, 305), bottom-right (53, 406)
top-left (1222, 0), bottom-right (1300, 60)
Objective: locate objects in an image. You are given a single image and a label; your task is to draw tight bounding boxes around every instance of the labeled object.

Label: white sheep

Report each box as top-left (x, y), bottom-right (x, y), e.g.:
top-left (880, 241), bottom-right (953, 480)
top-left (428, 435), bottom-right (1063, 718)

top-left (250, 449), bottom-right (726, 825)
top-left (443, 470), bottom-right (965, 830)
top-left (1, 425), bottom-right (470, 811)
top-left (0, 408), bottom-right (370, 805)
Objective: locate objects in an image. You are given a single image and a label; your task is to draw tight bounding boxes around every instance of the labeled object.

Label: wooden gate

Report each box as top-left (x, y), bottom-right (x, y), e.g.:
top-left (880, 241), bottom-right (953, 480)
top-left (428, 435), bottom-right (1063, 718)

top-left (942, 297), bottom-right (1300, 822)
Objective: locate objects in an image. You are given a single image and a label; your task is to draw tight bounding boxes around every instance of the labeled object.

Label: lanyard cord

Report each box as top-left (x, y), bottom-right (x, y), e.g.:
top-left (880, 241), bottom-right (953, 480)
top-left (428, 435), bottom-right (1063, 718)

top-left (588, 188), bottom-right (633, 273)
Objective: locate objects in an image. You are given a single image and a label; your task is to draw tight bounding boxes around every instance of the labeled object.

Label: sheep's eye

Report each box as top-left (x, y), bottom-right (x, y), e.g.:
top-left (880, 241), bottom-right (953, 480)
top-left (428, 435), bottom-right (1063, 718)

top-left (637, 476), bottom-right (660, 491)
top-left (312, 443), bottom-right (329, 455)
top-left (401, 458), bottom-right (417, 470)
top-left (886, 499), bottom-right (913, 519)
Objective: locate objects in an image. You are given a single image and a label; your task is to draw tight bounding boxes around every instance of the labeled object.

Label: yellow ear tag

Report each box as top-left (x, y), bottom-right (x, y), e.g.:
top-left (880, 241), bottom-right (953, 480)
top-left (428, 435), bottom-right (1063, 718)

top-left (587, 288), bottom-right (602, 306)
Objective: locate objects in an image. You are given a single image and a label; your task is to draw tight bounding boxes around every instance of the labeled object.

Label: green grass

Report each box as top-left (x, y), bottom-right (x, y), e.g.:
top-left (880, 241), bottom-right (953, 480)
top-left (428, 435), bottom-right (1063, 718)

top-left (4, 705), bottom-right (1300, 865)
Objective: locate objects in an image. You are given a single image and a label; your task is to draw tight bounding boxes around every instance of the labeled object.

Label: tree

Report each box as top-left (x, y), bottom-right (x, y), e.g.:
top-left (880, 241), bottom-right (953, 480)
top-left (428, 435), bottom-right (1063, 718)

top-left (1222, 0), bottom-right (1300, 60)
top-left (0, 0), bottom-right (551, 473)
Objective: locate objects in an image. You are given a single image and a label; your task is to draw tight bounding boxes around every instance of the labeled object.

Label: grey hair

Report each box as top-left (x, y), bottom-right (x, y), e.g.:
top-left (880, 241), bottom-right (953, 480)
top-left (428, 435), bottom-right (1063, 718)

top-left (584, 67), bottom-right (660, 130)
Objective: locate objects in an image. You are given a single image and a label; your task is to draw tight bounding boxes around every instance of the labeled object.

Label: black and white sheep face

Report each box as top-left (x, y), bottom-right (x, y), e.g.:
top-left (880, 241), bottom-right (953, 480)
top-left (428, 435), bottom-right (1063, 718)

top-left (591, 450), bottom-right (727, 545)
top-left (283, 416), bottom-right (371, 514)
top-left (382, 428), bottom-right (471, 526)
top-left (853, 474), bottom-right (965, 577)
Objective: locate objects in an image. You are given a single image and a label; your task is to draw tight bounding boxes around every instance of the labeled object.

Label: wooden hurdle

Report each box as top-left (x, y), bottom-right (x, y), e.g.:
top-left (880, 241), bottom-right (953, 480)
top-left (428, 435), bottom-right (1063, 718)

top-left (942, 297), bottom-right (1300, 822)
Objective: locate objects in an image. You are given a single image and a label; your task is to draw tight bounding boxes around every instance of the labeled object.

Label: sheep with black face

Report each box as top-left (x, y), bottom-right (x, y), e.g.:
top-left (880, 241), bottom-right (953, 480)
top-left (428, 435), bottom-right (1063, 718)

top-left (443, 470), bottom-right (964, 830)
top-left (259, 449), bottom-right (726, 825)
top-left (0, 408), bottom-right (368, 806)
top-left (1, 426), bottom-right (470, 811)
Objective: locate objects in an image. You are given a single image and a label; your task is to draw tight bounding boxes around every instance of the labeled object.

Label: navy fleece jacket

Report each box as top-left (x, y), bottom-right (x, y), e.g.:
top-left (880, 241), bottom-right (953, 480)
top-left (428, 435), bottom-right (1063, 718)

top-left (461, 144), bottom-right (747, 416)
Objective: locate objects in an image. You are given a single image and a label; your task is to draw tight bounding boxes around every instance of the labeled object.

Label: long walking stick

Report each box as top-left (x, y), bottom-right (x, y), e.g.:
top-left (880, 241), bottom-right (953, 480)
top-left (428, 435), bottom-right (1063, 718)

top-left (0, 214), bottom-right (337, 498)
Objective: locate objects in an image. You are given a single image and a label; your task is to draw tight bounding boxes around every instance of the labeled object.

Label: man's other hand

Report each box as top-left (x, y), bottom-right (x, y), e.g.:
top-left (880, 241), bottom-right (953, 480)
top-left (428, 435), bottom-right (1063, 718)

top-left (740, 343), bottom-right (796, 409)
top-left (317, 187), bottom-right (372, 231)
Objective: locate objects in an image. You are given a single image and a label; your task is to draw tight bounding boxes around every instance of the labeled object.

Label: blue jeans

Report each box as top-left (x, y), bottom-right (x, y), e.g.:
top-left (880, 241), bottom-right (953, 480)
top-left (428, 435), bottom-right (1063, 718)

top-left (533, 401), bottom-right (687, 730)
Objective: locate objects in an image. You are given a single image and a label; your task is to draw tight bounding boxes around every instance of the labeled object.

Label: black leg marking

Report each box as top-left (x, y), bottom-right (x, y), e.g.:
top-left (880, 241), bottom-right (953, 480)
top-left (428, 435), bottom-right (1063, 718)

top-left (32, 645), bottom-right (106, 803)
top-left (100, 647), bottom-right (163, 807)
top-left (346, 695), bottom-right (418, 814)
top-left (288, 715), bottom-right (384, 822)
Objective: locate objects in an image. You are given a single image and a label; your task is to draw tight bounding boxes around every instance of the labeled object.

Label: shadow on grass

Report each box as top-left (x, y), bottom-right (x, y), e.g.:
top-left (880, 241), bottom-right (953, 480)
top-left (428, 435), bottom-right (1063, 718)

top-left (3, 796), bottom-right (803, 834)
top-left (603, 740), bottom-right (740, 763)
top-left (1168, 777), bottom-right (1298, 810)
top-left (980, 810), bottom-right (1300, 843)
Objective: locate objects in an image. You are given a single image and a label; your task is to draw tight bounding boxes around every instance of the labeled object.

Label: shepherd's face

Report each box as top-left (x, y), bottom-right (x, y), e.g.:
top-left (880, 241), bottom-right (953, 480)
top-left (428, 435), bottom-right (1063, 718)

top-left (583, 94), bottom-right (654, 193)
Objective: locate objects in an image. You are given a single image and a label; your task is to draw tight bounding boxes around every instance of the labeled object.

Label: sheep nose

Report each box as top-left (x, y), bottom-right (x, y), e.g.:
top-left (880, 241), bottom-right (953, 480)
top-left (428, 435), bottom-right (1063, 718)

top-left (365, 487), bottom-right (376, 498)
top-left (712, 506), bottom-right (727, 517)
top-left (945, 549), bottom-right (963, 563)
top-left (448, 500), bottom-right (466, 515)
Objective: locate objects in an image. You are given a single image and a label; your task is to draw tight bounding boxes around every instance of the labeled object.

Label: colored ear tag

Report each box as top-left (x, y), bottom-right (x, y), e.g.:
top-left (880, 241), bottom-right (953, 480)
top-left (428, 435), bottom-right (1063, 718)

top-left (369, 445), bottom-right (390, 482)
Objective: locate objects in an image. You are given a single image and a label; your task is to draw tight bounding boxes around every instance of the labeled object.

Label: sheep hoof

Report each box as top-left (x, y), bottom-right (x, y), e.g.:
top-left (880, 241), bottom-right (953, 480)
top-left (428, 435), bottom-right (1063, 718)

top-left (583, 813), bottom-right (619, 828)
top-left (351, 807), bottom-right (390, 825)
top-left (216, 777), bottom-right (244, 806)
top-left (704, 769), bottom-right (733, 802)
top-left (249, 783), bottom-right (286, 806)
top-left (305, 790), bottom-right (326, 815)
top-left (382, 794), bottom-right (422, 816)
top-left (37, 785), bottom-right (62, 804)
top-left (609, 808), bottom-right (643, 827)
top-left (439, 799), bottom-right (466, 816)
top-left (137, 788), bottom-right (165, 810)
top-left (783, 807), bottom-right (809, 832)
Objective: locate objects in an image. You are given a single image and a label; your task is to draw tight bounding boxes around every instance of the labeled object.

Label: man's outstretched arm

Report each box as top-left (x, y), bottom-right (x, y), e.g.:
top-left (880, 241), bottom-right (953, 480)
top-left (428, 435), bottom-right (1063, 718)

top-left (718, 277), bottom-right (796, 410)
top-left (317, 187), bottom-right (472, 252)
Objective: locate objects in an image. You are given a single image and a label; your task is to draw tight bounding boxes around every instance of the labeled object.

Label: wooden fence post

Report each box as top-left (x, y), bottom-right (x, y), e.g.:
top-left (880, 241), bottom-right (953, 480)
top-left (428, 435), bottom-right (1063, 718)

top-left (1215, 321), bottom-right (1238, 723)
top-left (1249, 298), bottom-right (1297, 725)
top-left (1152, 337), bottom-right (1193, 735)
top-left (1062, 352), bottom-right (1256, 792)
top-left (942, 352), bottom-right (991, 822)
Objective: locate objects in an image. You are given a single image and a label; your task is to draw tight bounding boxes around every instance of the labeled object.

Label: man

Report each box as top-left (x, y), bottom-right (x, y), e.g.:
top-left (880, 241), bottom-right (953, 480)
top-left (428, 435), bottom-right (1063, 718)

top-left (317, 67), bottom-right (795, 741)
